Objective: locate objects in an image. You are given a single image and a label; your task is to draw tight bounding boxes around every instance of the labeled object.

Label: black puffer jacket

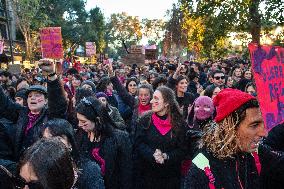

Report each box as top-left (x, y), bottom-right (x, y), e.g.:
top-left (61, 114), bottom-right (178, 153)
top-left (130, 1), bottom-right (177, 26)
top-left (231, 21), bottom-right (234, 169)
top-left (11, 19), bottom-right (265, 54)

top-left (77, 129), bottom-right (133, 189)
top-left (184, 149), bottom-right (260, 189)
top-left (0, 79), bottom-right (67, 160)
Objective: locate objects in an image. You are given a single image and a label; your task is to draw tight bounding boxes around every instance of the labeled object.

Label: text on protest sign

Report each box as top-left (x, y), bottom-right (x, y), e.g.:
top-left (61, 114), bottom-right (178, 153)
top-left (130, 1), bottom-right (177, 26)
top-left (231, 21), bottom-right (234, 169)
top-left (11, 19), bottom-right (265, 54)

top-left (86, 42), bottom-right (96, 57)
top-left (145, 49), bottom-right (157, 60)
top-left (40, 27), bottom-right (63, 59)
top-left (248, 43), bottom-right (284, 130)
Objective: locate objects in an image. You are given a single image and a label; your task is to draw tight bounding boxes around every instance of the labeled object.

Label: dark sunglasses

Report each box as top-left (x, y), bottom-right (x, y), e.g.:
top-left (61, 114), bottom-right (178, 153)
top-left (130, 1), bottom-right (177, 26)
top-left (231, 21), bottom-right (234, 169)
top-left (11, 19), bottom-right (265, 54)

top-left (0, 165), bottom-right (43, 189)
top-left (214, 76), bottom-right (225, 80)
top-left (14, 176), bottom-right (44, 189)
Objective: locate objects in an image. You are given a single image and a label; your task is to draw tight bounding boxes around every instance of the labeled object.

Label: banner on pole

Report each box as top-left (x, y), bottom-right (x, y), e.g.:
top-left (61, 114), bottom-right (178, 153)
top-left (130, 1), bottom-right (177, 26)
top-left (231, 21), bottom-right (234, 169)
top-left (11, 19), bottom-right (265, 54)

top-left (248, 43), bottom-right (284, 130)
top-left (85, 42), bottom-right (96, 57)
top-left (40, 27), bottom-right (63, 59)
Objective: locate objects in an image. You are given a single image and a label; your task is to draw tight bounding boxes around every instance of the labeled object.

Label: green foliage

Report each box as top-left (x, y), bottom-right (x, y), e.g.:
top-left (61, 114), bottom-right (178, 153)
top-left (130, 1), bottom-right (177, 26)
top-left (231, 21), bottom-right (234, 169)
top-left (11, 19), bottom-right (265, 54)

top-left (176, 0), bottom-right (284, 59)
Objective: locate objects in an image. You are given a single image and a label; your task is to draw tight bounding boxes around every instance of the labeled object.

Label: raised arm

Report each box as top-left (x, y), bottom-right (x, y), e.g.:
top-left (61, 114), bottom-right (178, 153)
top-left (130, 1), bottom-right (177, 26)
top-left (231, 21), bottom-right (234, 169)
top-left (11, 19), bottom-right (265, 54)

top-left (107, 63), bottom-right (135, 108)
top-left (39, 59), bottom-right (68, 119)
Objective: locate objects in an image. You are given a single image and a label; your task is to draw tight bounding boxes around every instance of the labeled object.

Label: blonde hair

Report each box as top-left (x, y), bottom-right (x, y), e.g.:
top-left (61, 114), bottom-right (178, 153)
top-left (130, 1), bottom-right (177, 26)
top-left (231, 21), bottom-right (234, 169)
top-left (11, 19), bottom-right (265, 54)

top-left (199, 115), bottom-right (241, 159)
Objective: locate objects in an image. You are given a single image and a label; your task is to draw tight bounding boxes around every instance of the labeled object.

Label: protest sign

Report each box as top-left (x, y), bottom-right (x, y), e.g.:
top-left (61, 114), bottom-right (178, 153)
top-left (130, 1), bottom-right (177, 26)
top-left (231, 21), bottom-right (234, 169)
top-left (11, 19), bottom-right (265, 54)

top-left (40, 27), bottom-right (63, 59)
top-left (248, 43), bottom-right (284, 130)
top-left (145, 49), bottom-right (157, 60)
top-left (130, 45), bottom-right (143, 54)
top-left (86, 42), bottom-right (96, 57)
top-left (121, 54), bottom-right (145, 66)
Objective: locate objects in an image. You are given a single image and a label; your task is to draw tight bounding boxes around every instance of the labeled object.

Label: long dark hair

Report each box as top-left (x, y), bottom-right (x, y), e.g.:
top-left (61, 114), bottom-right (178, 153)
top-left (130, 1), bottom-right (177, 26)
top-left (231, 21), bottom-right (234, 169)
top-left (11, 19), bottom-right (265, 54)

top-left (19, 138), bottom-right (74, 189)
top-left (44, 118), bottom-right (80, 161)
top-left (76, 97), bottom-right (114, 138)
top-left (96, 76), bottom-right (111, 92)
top-left (155, 86), bottom-right (184, 137)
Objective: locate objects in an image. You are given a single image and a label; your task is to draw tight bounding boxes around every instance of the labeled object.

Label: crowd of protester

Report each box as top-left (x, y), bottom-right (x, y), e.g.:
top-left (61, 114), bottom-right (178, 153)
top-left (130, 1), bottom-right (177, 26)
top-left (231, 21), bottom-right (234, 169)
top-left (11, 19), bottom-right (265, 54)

top-left (0, 57), bottom-right (282, 189)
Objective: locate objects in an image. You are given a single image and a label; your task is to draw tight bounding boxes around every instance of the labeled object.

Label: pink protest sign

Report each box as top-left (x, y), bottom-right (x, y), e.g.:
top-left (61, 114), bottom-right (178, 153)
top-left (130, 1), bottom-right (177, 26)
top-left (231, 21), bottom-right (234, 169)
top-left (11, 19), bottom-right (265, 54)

top-left (40, 27), bottom-right (63, 59)
top-left (85, 42), bottom-right (96, 57)
top-left (248, 43), bottom-right (284, 130)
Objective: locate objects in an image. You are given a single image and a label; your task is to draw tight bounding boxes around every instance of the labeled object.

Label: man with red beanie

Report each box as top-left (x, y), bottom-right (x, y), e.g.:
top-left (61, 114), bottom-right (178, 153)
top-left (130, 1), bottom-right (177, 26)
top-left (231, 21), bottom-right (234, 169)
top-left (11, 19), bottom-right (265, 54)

top-left (184, 88), bottom-right (267, 189)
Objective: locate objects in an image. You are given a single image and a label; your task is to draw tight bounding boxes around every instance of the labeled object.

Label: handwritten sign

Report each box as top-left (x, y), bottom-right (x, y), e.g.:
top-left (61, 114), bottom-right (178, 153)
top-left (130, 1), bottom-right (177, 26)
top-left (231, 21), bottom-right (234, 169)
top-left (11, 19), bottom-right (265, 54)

top-left (248, 43), bottom-right (284, 130)
top-left (130, 45), bottom-right (143, 54)
top-left (145, 49), bottom-right (157, 60)
top-left (86, 42), bottom-right (96, 57)
top-left (40, 27), bottom-right (63, 59)
top-left (121, 54), bottom-right (145, 66)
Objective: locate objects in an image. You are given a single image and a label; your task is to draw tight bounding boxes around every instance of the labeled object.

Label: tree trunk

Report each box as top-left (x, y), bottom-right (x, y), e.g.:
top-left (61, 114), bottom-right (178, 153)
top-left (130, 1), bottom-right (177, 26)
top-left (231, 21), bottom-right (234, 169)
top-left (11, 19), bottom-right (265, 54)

top-left (24, 33), bottom-right (30, 61)
top-left (249, 0), bottom-right (261, 44)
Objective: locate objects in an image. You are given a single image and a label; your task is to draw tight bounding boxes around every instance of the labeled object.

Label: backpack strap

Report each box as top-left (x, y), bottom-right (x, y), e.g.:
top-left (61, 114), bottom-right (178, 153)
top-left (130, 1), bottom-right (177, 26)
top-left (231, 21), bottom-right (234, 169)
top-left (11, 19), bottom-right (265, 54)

top-left (192, 153), bottom-right (216, 189)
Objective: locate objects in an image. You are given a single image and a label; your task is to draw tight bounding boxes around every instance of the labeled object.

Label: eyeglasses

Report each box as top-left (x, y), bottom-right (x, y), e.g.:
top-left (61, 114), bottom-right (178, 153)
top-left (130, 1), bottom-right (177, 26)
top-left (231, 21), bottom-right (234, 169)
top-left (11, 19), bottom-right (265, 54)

top-left (214, 76), bottom-right (225, 80)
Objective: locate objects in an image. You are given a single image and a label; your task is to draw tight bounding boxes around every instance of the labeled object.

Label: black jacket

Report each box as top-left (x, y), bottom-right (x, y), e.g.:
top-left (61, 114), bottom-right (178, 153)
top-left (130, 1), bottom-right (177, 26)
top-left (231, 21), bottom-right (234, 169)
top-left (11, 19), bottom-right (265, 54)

top-left (0, 79), bottom-right (67, 160)
top-left (259, 123), bottom-right (284, 189)
top-left (110, 76), bottom-right (140, 136)
top-left (184, 149), bottom-right (260, 189)
top-left (77, 129), bottom-right (133, 189)
top-left (166, 76), bottom-right (196, 119)
top-left (134, 112), bottom-right (188, 189)
top-left (76, 159), bottom-right (105, 189)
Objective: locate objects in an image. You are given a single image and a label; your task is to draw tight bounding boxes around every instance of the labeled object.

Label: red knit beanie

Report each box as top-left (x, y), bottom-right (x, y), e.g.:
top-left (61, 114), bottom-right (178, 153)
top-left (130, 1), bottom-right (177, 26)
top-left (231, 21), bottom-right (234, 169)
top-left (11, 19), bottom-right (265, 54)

top-left (213, 88), bottom-right (256, 123)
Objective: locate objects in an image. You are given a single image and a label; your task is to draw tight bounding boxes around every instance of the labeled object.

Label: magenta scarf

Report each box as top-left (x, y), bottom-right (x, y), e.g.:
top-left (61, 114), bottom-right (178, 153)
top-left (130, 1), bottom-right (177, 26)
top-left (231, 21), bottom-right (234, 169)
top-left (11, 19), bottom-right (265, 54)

top-left (138, 103), bottom-right (151, 116)
top-left (92, 148), bottom-right (106, 176)
top-left (25, 112), bottom-right (40, 135)
top-left (152, 113), bottom-right (172, 135)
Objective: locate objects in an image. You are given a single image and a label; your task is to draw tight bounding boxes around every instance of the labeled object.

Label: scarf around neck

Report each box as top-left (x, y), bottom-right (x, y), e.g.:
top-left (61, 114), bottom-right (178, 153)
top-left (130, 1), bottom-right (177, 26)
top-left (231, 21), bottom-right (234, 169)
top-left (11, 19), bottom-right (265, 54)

top-left (152, 113), bottom-right (172, 135)
top-left (138, 103), bottom-right (151, 115)
top-left (25, 112), bottom-right (40, 135)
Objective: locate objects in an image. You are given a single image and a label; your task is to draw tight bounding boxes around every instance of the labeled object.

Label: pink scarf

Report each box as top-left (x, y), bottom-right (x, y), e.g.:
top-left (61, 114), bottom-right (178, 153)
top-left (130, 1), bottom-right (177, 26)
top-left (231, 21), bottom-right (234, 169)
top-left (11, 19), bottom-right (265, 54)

top-left (152, 113), bottom-right (172, 135)
top-left (25, 112), bottom-right (40, 135)
top-left (92, 148), bottom-right (106, 176)
top-left (138, 103), bottom-right (151, 116)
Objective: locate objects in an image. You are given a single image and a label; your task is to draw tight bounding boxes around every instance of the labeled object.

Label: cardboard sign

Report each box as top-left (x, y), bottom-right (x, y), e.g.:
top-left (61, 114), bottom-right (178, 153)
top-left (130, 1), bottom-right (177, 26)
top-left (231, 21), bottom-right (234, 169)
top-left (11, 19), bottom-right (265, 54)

top-left (145, 49), bottom-right (157, 60)
top-left (40, 27), bottom-right (64, 59)
top-left (121, 54), bottom-right (145, 66)
top-left (248, 43), bottom-right (284, 130)
top-left (86, 42), bottom-right (96, 57)
top-left (8, 64), bottom-right (21, 74)
top-left (130, 45), bottom-right (143, 54)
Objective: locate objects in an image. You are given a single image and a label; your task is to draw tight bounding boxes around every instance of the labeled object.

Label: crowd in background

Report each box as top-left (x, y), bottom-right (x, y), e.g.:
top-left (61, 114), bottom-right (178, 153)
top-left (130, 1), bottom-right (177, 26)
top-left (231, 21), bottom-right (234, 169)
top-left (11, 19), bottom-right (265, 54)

top-left (0, 57), bottom-right (279, 189)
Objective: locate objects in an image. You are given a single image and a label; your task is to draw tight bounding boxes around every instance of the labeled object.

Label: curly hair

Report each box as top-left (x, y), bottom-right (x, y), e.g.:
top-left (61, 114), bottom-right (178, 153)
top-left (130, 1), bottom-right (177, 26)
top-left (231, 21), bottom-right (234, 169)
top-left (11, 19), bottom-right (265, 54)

top-left (200, 99), bottom-right (259, 159)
